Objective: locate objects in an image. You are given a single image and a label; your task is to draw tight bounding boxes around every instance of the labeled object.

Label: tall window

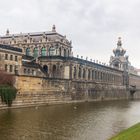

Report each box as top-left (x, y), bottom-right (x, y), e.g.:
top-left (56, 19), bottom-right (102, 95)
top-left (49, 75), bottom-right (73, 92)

top-left (74, 67), bottom-right (76, 79)
top-left (43, 65), bottom-right (48, 73)
top-left (26, 48), bottom-right (30, 56)
top-left (92, 70), bottom-right (94, 80)
top-left (83, 69), bottom-right (86, 79)
top-left (88, 70), bottom-right (91, 80)
top-left (52, 65), bottom-right (57, 78)
top-left (41, 47), bottom-right (46, 56)
top-left (33, 47), bottom-right (39, 58)
top-left (10, 55), bottom-right (13, 60)
top-left (5, 54), bottom-right (8, 60)
top-left (10, 65), bottom-right (13, 72)
top-left (15, 56), bottom-right (18, 61)
top-left (59, 48), bottom-right (61, 56)
top-left (95, 71), bottom-right (97, 80)
top-left (28, 69), bottom-right (30, 74)
top-left (64, 49), bottom-right (66, 57)
top-left (5, 64), bottom-right (8, 72)
top-left (68, 50), bottom-right (69, 57)
top-left (78, 67), bottom-right (81, 78)
top-left (49, 47), bottom-right (55, 56)
top-left (32, 70), bottom-right (34, 75)
top-left (24, 68), bottom-right (26, 74)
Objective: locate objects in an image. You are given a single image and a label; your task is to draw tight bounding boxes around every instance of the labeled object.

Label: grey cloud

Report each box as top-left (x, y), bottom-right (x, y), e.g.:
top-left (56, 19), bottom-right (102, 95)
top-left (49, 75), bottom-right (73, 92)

top-left (0, 0), bottom-right (140, 67)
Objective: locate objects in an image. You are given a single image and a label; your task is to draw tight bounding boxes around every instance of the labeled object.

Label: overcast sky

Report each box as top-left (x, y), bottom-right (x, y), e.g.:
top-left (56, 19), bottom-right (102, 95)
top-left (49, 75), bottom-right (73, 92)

top-left (0, 0), bottom-right (140, 68)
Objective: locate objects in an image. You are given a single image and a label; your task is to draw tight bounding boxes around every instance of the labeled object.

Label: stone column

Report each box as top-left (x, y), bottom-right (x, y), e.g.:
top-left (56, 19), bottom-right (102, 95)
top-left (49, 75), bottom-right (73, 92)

top-left (81, 68), bottom-right (83, 80)
top-left (48, 63), bottom-right (52, 78)
top-left (90, 69), bottom-right (92, 81)
top-left (85, 68), bottom-right (88, 81)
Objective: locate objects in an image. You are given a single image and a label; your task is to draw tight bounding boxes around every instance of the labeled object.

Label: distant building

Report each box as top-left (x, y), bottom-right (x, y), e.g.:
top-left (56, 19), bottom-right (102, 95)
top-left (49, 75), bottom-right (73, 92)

top-left (0, 26), bottom-right (140, 106)
top-left (0, 44), bottom-right (22, 75)
top-left (0, 26), bottom-right (138, 86)
top-left (110, 37), bottom-right (137, 75)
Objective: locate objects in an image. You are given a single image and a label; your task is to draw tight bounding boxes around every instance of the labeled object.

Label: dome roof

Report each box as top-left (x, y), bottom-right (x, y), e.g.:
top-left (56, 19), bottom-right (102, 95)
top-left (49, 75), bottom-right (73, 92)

top-left (113, 37), bottom-right (126, 56)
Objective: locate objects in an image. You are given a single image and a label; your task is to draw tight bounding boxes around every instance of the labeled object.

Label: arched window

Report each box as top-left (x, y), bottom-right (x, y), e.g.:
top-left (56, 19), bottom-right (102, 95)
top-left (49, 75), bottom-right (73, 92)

top-left (83, 69), bottom-right (86, 79)
top-left (59, 65), bottom-right (63, 78)
top-left (68, 50), bottom-right (70, 57)
top-left (101, 72), bottom-right (103, 80)
top-left (33, 47), bottom-right (39, 58)
top-left (88, 69), bottom-right (91, 80)
top-left (64, 49), bottom-right (66, 57)
top-left (74, 67), bottom-right (76, 79)
top-left (78, 67), bottom-right (81, 78)
top-left (28, 69), bottom-right (30, 74)
top-left (43, 65), bottom-right (48, 73)
top-left (24, 68), bottom-right (26, 74)
top-left (41, 47), bottom-right (46, 56)
top-left (26, 48), bottom-right (30, 56)
top-left (97, 71), bottom-right (100, 80)
top-left (10, 65), bottom-right (13, 72)
top-left (95, 71), bottom-right (97, 80)
top-left (92, 70), bottom-right (94, 80)
top-left (5, 64), bottom-right (8, 72)
top-left (52, 65), bottom-right (57, 78)
top-left (59, 48), bottom-right (61, 56)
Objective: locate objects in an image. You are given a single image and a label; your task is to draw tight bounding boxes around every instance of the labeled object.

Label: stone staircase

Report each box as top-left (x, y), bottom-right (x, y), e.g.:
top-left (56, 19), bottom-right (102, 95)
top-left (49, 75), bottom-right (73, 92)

top-left (12, 91), bottom-right (72, 107)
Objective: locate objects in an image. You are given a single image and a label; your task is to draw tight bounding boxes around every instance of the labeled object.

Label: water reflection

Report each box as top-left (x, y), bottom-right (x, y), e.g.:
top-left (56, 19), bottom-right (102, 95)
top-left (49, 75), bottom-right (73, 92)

top-left (0, 100), bottom-right (140, 140)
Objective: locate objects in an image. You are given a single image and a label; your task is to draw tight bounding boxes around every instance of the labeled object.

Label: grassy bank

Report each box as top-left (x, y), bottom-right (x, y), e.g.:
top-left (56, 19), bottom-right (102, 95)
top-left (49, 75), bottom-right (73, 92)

top-left (110, 123), bottom-right (140, 140)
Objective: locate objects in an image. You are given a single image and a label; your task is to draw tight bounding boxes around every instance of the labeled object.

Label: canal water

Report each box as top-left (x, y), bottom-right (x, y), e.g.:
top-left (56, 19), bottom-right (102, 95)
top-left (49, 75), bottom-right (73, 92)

top-left (0, 100), bottom-right (140, 140)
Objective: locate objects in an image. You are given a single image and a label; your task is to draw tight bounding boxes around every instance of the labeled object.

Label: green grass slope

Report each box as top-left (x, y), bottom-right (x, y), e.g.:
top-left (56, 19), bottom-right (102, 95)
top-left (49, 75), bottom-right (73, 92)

top-left (109, 123), bottom-right (140, 140)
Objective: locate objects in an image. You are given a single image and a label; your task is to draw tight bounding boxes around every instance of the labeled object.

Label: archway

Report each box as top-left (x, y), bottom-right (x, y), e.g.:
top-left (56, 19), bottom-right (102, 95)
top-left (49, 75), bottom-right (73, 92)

top-left (52, 65), bottom-right (57, 78)
top-left (43, 65), bottom-right (48, 73)
top-left (59, 65), bottom-right (63, 78)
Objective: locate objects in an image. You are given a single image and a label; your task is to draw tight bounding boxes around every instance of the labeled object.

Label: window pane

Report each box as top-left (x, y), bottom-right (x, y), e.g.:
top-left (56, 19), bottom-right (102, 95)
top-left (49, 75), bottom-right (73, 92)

top-left (41, 47), bottom-right (46, 56)
top-left (33, 47), bottom-right (39, 57)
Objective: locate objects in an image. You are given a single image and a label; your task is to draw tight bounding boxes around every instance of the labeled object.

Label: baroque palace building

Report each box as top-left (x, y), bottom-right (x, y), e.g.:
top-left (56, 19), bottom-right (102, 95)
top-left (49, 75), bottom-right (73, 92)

top-left (0, 25), bottom-right (140, 107)
top-left (0, 25), bottom-right (138, 87)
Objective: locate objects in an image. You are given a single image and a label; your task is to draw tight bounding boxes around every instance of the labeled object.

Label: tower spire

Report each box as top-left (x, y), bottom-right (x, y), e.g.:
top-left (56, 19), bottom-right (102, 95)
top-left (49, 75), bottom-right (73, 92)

top-left (117, 37), bottom-right (122, 47)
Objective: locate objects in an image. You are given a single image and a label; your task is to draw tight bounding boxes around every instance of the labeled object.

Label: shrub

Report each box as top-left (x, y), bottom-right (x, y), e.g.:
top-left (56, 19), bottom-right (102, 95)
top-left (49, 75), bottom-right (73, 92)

top-left (0, 85), bottom-right (17, 107)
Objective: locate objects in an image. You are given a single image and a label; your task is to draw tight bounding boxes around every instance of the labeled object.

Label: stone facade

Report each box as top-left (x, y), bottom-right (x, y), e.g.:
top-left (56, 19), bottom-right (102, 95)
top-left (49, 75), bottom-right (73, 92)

top-left (0, 27), bottom-right (140, 108)
top-left (12, 75), bottom-right (140, 107)
top-left (0, 26), bottom-right (72, 58)
top-left (0, 44), bottom-right (22, 74)
top-left (110, 37), bottom-right (137, 75)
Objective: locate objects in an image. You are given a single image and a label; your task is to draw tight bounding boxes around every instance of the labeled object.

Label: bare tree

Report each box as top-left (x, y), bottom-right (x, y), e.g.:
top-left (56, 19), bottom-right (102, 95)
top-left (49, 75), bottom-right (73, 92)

top-left (0, 70), bottom-right (15, 86)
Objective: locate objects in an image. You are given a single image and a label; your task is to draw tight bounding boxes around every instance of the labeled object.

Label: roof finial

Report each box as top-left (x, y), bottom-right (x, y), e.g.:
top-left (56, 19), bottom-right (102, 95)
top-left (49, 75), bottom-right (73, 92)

top-left (52, 25), bottom-right (56, 32)
top-left (6, 29), bottom-right (9, 36)
top-left (117, 37), bottom-right (122, 47)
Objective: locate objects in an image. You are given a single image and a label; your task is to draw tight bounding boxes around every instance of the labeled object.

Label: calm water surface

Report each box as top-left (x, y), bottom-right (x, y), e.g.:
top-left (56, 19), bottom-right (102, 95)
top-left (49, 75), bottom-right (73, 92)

top-left (0, 100), bottom-right (140, 140)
